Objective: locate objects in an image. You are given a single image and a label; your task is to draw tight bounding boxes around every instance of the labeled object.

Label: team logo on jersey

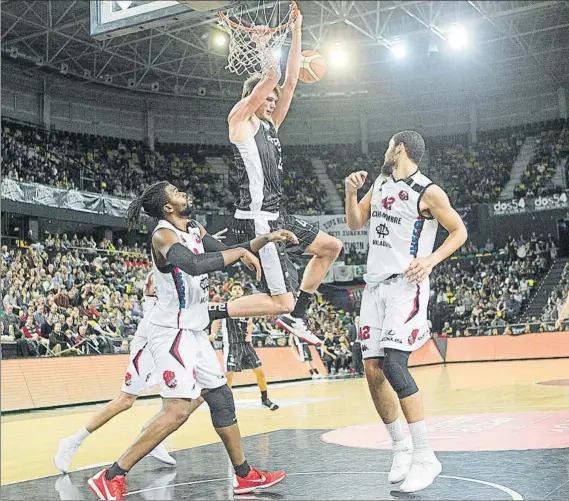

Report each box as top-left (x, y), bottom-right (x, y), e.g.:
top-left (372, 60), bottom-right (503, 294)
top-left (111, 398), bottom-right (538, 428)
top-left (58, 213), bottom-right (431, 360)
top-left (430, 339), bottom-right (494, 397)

top-left (408, 328), bottom-right (419, 345)
top-left (382, 196), bottom-right (396, 210)
top-left (375, 224), bottom-right (390, 239)
top-left (200, 276), bottom-right (210, 301)
top-left (163, 370), bottom-right (178, 389)
top-left (399, 191), bottom-right (409, 201)
top-left (124, 372), bottom-right (132, 386)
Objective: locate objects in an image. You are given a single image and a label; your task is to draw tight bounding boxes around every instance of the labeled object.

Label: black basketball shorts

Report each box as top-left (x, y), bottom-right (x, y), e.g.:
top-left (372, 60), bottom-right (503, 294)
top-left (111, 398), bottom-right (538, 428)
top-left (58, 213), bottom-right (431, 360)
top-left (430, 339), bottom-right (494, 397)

top-left (224, 342), bottom-right (263, 373)
top-left (232, 212), bottom-right (320, 295)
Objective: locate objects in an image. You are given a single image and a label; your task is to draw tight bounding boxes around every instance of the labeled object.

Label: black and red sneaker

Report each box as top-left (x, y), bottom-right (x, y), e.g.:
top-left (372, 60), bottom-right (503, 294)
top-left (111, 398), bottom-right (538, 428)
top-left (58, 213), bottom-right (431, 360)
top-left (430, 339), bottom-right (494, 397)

top-left (88, 468), bottom-right (128, 500)
top-left (233, 466), bottom-right (286, 494)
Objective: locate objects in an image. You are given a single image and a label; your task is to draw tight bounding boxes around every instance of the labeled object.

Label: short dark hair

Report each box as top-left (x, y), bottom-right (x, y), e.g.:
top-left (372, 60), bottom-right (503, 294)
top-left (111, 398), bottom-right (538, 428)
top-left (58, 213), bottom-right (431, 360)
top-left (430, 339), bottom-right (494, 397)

top-left (392, 130), bottom-right (425, 166)
top-left (242, 73), bottom-right (282, 99)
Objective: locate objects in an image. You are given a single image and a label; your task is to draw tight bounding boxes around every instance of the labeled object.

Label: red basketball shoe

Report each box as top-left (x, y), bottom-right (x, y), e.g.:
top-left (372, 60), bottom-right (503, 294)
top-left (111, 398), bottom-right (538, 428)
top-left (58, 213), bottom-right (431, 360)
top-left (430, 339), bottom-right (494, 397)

top-left (233, 466), bottom-right (286, 494)
top-left (88, 468), bottom-right (128, 500)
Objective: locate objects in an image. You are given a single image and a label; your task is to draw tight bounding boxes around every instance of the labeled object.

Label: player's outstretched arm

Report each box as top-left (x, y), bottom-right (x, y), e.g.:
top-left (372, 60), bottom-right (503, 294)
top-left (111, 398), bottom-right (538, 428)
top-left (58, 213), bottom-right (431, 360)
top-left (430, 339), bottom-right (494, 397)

top-left (197, 223), bottom-right (298, 254)
top-left (345, 171), bottom-right (373, 230)
top-left (272, 12), bottom-right (303, 130)
top-left (228, 27), bottom-right (281, 127)
top-left (152, 228), bottom-right (254, 277)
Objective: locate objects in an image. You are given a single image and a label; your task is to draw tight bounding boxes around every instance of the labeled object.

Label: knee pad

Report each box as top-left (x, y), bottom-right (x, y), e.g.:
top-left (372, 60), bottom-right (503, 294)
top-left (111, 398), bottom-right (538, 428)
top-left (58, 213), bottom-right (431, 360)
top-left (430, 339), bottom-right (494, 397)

top-left (382, 349), bottom-right (418, 399)
top-left (202, 384), bottom-right (237, 428)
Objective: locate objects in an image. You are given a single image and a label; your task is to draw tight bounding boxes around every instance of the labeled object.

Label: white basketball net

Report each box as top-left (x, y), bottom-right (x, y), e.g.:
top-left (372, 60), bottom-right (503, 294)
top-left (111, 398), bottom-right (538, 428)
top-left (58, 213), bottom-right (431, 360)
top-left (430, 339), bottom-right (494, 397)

top-left (218, 1), bottom-right (298, 76)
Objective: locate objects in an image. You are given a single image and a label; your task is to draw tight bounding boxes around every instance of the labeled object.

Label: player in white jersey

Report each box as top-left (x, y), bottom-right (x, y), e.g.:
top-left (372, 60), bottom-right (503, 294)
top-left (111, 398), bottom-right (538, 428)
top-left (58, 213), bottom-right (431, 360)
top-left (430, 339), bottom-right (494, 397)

top-left (345, 131), bottom-right (467, 493)
top-left (54, 271), bottom-right (176, 474)
top-left (89, 181), bottom-right (297, 500)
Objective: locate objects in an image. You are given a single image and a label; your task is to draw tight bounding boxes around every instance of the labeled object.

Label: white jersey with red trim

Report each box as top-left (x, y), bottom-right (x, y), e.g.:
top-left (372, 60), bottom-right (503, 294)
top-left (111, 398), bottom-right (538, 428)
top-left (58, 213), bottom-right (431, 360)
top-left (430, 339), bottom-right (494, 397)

top-left (364, 170), bottom-right (438, 285)
top-left (147, 219), bottom-right (210, 330)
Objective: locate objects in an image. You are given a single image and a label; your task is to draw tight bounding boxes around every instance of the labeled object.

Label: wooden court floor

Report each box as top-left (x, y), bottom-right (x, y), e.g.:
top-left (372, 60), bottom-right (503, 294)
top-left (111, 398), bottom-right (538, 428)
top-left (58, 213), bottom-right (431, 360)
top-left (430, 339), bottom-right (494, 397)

top-left (2, 359), bottom-right (568, 498)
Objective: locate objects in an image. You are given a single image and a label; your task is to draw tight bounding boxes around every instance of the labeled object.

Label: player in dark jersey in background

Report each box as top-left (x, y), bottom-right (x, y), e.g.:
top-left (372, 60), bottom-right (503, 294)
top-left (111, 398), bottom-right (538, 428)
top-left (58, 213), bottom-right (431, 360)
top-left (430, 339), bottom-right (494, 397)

top-left (211, 284), bottom-right (278, 411)
top-left (215, 10), bottom-right (342, 347)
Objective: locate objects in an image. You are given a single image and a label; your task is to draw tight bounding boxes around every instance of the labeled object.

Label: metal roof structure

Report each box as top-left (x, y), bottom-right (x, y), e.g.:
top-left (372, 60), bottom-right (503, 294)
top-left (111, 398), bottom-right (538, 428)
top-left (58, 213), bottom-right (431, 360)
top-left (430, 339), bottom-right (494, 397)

top-left (2, 1), bottom-right (569, 100)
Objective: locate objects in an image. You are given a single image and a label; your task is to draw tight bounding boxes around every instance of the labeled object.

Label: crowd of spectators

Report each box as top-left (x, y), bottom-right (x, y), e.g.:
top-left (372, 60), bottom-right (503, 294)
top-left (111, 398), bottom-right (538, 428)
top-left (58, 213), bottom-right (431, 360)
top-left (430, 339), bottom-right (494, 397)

top-left (430, 233), bottom-right (556, 337)
top-left (0, 233), bottom-right (358, 374)
top-left (0, 236), bottom-right (150, 358)
top-left (1, 120), bottom-right (232, 212)
top-left (319, 143), bottom-right (380, 202)
top-left (514, 122), bottom-right (569, 198)
top-left (430, 132), bottom-right (524, 206)
top-left (2, 119), bottom-right (330, 215)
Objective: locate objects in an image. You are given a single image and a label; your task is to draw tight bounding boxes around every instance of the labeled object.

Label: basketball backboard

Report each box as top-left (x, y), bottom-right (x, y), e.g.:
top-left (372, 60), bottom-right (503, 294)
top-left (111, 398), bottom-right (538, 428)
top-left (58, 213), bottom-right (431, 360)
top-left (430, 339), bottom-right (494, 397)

top-left (90, 1), bottom-right (233, 40)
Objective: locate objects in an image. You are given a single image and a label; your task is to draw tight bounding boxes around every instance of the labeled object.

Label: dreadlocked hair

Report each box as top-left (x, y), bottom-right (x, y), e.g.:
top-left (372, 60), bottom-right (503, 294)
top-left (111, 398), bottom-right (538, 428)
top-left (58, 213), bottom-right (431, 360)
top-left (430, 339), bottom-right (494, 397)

top-left (126, 181), bottom-right (170, 231)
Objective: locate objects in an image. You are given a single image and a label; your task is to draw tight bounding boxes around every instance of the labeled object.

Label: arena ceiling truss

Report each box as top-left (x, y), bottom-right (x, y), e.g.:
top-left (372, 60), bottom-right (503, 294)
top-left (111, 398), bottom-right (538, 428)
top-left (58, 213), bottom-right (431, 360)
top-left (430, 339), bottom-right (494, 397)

top-left (2, 0), bottom-right (569, 100)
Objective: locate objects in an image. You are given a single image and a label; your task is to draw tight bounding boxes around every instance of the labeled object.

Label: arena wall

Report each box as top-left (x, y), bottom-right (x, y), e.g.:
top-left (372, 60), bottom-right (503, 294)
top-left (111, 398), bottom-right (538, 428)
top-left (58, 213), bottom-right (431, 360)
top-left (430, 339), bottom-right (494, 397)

top-left (2, 335), bottom-right (566, 412)
top-left (1, 61), bottom-right (563, 146)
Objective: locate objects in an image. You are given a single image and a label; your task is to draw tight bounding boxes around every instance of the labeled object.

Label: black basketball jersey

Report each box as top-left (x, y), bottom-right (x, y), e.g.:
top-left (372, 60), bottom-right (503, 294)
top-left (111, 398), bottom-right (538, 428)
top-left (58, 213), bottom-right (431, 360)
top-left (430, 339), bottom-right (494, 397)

top-left (231, 120), bottom-right (283, 215)
top-left (222, 317), bottom-right (248, 345)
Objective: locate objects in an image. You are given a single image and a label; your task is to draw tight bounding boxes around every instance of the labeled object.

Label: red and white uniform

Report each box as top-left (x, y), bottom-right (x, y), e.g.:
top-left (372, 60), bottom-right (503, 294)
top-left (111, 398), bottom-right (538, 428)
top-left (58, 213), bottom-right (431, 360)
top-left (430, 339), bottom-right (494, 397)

top-left (147, 219), bottom-right (226, 399)
top-left (121, 274), bottom-right (157, 395)
top-left (359, 170), bottom-right (438, 358)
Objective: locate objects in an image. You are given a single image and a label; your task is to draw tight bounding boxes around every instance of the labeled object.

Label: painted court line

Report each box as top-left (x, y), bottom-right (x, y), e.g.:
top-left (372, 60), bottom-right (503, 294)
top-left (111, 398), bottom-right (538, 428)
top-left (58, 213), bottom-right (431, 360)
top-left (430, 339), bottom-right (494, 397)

top-left (127, 470), bottom-right (524, 500)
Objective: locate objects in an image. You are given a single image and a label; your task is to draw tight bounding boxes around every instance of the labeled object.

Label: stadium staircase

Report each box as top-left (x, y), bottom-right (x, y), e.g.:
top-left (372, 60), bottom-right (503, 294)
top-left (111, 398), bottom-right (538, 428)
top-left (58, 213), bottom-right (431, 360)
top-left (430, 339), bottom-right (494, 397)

top-left (523, 257), bottom-right (569, 319)
top-left (311, 157), bottom-right (344, 214)
top-left (552, 156), bottom-right (569, 188)
top-left (500, 136), bottom-right (537, 200)
top-left (206, 156), bottom-right (230, 185)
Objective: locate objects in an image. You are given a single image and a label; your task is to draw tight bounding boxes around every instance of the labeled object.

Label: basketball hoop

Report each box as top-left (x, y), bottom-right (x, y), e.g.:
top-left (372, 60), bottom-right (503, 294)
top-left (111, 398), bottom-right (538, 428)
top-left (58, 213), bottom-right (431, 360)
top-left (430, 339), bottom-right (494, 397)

top-left (218, 0), bottom-right (299, 76)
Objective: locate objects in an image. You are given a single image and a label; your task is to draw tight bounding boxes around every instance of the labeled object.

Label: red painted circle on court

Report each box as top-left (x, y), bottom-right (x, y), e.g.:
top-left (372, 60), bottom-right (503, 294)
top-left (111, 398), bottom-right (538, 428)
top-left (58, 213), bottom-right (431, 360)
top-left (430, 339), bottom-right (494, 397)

top-left (321, 411), bottom-right (569, 451)
top-left (537, 379), bottom-right (569, 386)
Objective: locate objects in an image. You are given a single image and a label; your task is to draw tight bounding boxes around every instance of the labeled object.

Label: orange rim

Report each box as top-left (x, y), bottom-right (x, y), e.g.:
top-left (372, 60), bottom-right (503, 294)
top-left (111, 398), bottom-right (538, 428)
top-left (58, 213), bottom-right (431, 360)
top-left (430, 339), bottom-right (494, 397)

top-left (218, 0), bottom-right (298, 34)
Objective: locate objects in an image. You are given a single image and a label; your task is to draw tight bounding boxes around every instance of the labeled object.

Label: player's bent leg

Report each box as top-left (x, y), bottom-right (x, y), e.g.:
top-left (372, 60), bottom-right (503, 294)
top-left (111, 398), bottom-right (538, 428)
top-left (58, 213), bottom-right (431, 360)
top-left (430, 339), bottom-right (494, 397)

top-left (227, 291), bottom-right (295, 317)
top-left (55, 392), bottom-right (138, 473)
top-left (301, 232), bottom-right (343, 294)
top-left (147, 396), bottom-right (204, 466)
top-left (226, 371), bottom-right (235, 388)
top-left (202, 385), bottom-right (286, 494)
top-left (381, 349), bottom-right (441, 493)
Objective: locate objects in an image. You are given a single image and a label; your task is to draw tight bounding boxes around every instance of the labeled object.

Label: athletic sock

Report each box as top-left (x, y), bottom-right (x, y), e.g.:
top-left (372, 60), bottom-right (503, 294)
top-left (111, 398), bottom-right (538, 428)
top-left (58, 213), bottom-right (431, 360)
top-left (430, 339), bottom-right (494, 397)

top-left (408, 420), bottom-right (430, 452)
top-left (260, 390), bottom-right (268, 401)
top-left (309, 369), bottom-right (314, 375)
top-left (234, 460), bottom-right (251, 478)
top-left (74, 425), bottom-right (90, 443)
top-left (385, 418), bottom-right (405, 444)
top-left (313, 368), bottom-right (319, 374)
top-left (208, 303), bottom-right (230, 321)
top-left (291, 290), bottom-right (312, 319)
top-left (106, 462), bottom-right (128, 480)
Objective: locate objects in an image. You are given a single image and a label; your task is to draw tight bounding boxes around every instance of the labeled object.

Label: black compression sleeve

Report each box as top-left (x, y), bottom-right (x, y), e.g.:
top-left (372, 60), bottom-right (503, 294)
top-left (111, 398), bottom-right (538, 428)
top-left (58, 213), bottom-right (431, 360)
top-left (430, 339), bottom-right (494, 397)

top-left (166, 243), bottom-right (225, 276)
top-left (202, 233), bottom-right (253, 253)
top-left (202, 234), bottom-right (228, 252)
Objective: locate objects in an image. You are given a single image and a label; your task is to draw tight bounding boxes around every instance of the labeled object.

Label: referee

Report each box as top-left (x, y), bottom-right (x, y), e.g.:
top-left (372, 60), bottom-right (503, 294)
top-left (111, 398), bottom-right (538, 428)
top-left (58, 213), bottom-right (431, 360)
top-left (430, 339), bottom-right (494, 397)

top-left (212, 283), bottom-right (279, 411)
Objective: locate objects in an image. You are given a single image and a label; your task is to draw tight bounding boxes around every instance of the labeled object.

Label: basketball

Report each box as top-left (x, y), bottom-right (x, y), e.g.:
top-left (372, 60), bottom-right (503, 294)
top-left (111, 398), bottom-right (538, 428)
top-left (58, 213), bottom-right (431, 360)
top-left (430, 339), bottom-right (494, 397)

top-left (299, 50), bottom-right (327, 83)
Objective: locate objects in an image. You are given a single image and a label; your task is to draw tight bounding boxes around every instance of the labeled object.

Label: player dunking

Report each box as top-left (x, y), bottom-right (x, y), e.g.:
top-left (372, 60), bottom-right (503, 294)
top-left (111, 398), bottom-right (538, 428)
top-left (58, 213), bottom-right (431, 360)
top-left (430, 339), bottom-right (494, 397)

top-left (88, 181), bottom-right (297, 500)
top-left (55, 272), bottom-right (177, 473)
top-left (212, 283), bottom-right (279, 410)
top-left (345, 131), bottom-right (467, 493)
top-left (210, 11), bottom-right (342, 344)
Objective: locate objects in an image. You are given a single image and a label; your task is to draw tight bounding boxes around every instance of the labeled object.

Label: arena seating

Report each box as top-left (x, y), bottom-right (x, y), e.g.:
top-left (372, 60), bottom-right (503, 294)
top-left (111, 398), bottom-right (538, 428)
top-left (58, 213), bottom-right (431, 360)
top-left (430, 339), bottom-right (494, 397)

top-left (430, 233), bottom-right (556, 337)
